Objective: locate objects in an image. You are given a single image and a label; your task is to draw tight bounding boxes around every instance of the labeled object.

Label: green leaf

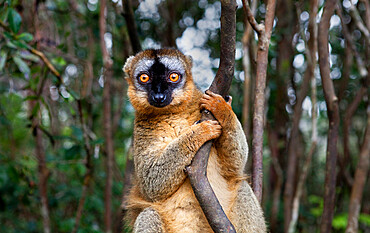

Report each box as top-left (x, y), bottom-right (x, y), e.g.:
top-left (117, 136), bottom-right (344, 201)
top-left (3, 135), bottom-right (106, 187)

top-left (0, 51), bottom-right (7, 71)
top-left (6, 40), bottom-right (17, 49)
top-left (18, 51), bottom-right (40, 62)
top-left (13, 56), bottom-right (30, 76)
top-left (12, 40), bottom-right (28, 49)
top-left (31, 101), bottom-right (40, 118)
top-left (0, 6), bottom-right (9, 22)
top-left (359, 213), bottom-right (370, 225)
top-left (17, 32), bottom-right (33, 42)
top-left (23, 95), bottom-right (39, 101)
top-left (332, 213), bottom-right (347, 229)
top-left (3, 31), bottom-right (13, 40)
top-left (7, 8), bottom-right (22, 33)
top-left (51, 57), bottom-right (66, 66)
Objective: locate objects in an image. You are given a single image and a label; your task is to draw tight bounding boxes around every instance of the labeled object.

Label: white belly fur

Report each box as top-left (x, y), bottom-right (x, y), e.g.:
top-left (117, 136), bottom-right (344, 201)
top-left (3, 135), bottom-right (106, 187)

top-left (207, 147), bottom-right (233, 214)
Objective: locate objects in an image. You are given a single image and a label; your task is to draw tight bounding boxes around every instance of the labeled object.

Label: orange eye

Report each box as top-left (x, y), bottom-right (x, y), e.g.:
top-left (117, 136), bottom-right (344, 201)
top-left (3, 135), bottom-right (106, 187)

top-left (169, 73), bottom-right (180, 83)
top-left (139, 74), bottom-right (150, 83)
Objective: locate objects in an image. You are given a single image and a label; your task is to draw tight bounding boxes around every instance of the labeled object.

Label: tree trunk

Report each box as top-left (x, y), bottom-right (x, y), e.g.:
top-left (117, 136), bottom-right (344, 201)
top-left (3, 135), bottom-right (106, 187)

top-left (100, 0), bottom-right (115, 232)
top-left (345, 104), bottom-right (370, 233)
top-left (249, 0), bottom-right (277, 203)
top-left (318, 0), bottom-right (340, 231)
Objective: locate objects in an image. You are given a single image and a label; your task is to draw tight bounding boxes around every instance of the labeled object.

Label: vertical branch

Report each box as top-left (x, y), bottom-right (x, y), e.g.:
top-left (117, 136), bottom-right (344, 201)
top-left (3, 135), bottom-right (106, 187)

top-left (34, 122), bottom-right (51, 233)
top-left (31, 2), bottom-right (51, 232)
top-left (346, 104), bottom-right (370, 233)
top-left (241, 0), bottom-right (258, 138)
top-left (284, 1), bottom-right (318, 230)
top-left (317, 0), bottom-right (340, 231)
top-left (72, 100), bottom-right (94, 233)
top-left (267, 126), bottom-right (284, 232)
top-left (100, 0), bottom-right (114, 232)
top-left (343, 87), bottom-right (367, 162)
top-left (288, 3), bottom-right (318, 230)
top-left (122, 0), bottom-right (142, 53)
top-left (185, 0), bottom-right (237, 232)
top-left (243, 0), bottom-right (277, 203)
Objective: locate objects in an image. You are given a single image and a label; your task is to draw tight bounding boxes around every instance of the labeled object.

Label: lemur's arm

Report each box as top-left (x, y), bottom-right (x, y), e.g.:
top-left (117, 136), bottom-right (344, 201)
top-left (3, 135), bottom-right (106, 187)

top-left (200, 90), bottom-right (248, 178)
top-left (135, 120), bottom-right (221, 202)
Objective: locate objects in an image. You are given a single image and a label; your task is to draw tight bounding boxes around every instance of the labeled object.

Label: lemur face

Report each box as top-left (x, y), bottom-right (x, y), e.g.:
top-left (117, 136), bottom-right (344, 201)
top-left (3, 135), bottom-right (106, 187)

top-left (123, 49), bottom-right (194, 109)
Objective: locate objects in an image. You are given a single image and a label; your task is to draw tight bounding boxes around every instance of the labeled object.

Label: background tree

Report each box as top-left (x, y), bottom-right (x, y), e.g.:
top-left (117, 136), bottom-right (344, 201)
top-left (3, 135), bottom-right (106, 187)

top-left (0, 0), bottom-right (369, 232)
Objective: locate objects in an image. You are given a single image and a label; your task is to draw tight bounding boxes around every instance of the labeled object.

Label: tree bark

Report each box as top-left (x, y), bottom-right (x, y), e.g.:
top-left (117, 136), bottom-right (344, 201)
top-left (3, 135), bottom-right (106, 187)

top-left (31, 2), bottom-right (51, 232)
top-left (287, 3), bottom-right (319, 231)
top-left (185, 0), bottom-right (237, 232)
top-left (100, 0), bottom-right (114, 232)
top-left (267, 126), bottom-right (283, 232)
top-left (241, 0), bottom-right (257, 139)
top-left (318, 0), bottom-right (340, 231)
top-left (72, 100), bottom-right (94, 233)
top-left (346, 104), bottom-right (370, 233)
top-left (243, 0), bottom-right (277, 203)
top-left (284, 1), bottom-right (318, 230)
top-left (122, 0), bottom-right (142, 53)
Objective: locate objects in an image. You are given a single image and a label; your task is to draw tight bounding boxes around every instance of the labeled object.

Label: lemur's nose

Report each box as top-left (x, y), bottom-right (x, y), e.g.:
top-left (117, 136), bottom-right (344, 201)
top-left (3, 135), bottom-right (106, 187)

top-left (153, 93), bottom-right (166, 103)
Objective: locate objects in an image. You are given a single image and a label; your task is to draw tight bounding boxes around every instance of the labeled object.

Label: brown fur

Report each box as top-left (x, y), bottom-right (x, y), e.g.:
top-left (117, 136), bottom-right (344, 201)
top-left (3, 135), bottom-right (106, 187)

top-left (123, 48), bottom-right (266, 232)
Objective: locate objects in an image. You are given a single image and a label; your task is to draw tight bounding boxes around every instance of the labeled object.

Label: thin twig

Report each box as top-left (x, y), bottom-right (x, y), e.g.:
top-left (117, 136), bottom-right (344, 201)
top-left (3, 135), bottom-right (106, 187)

top-left (0, 19), bottom-right (63, 83)
top-left (241, 0), bottom-right (264, 35)
top-left (348, 0), bottom-right (370, 44)
top-left (336, 4), bottom-right (368, 78)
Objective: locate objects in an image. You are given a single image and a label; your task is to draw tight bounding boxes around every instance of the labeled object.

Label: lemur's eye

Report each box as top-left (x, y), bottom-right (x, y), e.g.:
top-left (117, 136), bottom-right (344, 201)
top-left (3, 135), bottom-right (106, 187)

top-left (139, 74), bottom-right (150, 83)
top-left (169, 72), bottom-right (180, 83)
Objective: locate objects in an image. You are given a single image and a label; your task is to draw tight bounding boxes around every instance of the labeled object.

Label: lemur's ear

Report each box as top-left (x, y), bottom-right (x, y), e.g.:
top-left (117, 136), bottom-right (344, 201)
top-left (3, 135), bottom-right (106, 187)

top-left (123, 56), bottom-right (135, 78)
top-left (185, 55), bottom-right (193, 68)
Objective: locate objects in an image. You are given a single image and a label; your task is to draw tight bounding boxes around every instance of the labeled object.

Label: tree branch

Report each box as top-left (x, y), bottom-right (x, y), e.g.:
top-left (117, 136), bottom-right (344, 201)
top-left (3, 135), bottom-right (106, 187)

top-left (285, 1), bottom-right (318, 230)
top-left (241, 0), bottom-right (258, 138)
top-left (345, 104), bottom-right (370, 232)
top-left (99, 0), bottom-right (114, 232)
top-left (336, 4), bottom-right (368, 78)
top-left (318, 0), bottom-right (340, 231)
top-left (72, 100), bottom-right (94, 233)
top-left (185, 0), bottom-right (237, 232)
top-left (121, 0), bottom-right (142, 53)
top-left (242, 0), bottom-right (277, 203)
top-left (241, 0), bottom-right (264, 35)
top-left (348, 0), bottom-right (370, 44)
top-left (0, 19), bottom-right (63, 83)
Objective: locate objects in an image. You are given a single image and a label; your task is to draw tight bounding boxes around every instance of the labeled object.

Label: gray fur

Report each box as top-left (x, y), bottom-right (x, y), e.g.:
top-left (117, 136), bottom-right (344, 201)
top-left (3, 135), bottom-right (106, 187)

top-left (133, 207), bottom-right (164, 233)
top-left (230, 181), bottom-right (267, 233)
top-left (132, 58), bottom-right (155, 79)
top-left (159, 56), bottom-right (185, 74)
top-left (134, 119), bottom-right (204, 201)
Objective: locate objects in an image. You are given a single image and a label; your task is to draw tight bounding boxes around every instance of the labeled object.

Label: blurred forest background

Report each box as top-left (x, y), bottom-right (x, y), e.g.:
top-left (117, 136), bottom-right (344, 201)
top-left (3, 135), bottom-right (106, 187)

top-left (0, 0), bottom-right (369, 232)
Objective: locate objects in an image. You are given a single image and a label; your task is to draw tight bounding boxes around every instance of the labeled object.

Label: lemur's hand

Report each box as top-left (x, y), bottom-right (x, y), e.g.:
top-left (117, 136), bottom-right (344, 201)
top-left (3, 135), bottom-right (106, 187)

top-left (200, 90), bottom-right (233, 128)
top-left (191, 120), bottom-right (222, 142)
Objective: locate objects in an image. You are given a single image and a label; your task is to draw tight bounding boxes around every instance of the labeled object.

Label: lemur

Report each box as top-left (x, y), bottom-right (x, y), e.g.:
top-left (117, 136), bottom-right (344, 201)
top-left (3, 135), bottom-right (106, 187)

top-left (123, 48), bottom-right (266, 233)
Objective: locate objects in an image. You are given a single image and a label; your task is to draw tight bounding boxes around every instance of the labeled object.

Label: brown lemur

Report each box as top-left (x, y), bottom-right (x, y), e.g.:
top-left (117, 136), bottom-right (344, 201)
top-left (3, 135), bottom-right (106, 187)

top-left (123, 48), bottom-right (266, 232)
